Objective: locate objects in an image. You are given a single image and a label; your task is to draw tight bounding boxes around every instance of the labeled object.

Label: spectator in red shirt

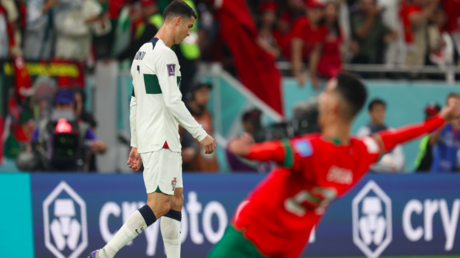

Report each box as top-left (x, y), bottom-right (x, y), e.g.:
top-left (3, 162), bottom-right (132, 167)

top-left (257, 2), bottom-right (280, 58)
top-left (440, 0), bottom-right (460, 33)
top-left (289, 0), bottom-right (327, 88)
top-left (318, 2), bottom-right (344, 79)
top-left (273, 12), bottom-right (293, 58)
top-left (400, 0), bottom-right (438, 67)
top-left (439, 0), bottom-right (460, 66)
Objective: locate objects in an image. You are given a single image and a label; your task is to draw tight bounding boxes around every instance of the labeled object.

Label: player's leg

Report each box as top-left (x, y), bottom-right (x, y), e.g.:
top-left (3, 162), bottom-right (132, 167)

top-left (160, 149), bottom-right (184, 258)
top-left (161, 187), bottom-right (183, 258)
top-left (100, 192), bottom-right (171, 258)
top-left (89, 150), bottom-right (173, 258)
top-left (208, 225), bottom-right (266, 258)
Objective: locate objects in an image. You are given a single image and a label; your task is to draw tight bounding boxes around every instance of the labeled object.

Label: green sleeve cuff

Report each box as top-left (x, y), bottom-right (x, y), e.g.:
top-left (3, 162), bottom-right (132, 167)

top-left (281, 139), bottom-right (294, 168)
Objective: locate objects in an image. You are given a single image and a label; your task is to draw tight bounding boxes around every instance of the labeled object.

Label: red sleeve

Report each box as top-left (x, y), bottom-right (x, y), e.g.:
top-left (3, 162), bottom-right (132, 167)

top-left (245, 141), bottom-right (286, 164)
top-left (359, 136), bottom-right (383, 164)
top-left (245, 140), bottom-right (292, 167)
top-left (378, 116), bottom-right (445, 152)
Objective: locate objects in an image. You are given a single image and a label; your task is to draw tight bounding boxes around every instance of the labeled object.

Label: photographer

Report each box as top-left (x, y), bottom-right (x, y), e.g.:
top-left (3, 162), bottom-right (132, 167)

top-left (17, 89), bottom-right (106, 172)
top-left (226, 109), bottom-right (270, 173)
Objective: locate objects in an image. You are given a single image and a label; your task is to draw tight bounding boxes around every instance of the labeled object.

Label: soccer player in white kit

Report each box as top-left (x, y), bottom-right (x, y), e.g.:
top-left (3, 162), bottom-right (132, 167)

top-left (88, 1), bottom-right (216, 257)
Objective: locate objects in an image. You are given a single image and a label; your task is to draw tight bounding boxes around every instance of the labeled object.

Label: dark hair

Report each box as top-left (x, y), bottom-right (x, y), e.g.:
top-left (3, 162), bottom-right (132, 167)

top-left (325, 2), bottom-right (340, 37)
top-left (446, 92), bottom-right (460, 103)
top-left (368, 98), bottom-right (386, 111)
top-left (335, 73), bottom-right (367, 118)
top-left (71, 87), bottom-right (86, 105)
top-left (163, 0), bottom-right (197, 22)
top-left (242, 109), bottom-right (262, 129)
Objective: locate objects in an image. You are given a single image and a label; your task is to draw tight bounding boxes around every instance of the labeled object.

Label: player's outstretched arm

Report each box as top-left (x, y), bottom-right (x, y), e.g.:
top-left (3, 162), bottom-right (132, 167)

top-left (229, 133), bottom-right (286, 164)
top-left (373, 104), bottom-right (459, 155)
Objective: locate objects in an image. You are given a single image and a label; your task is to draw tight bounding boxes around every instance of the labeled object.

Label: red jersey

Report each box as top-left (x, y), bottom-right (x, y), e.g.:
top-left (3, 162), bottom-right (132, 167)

top-left (233, 134), bottom-right (381, 258)
top-left (282, 17), bottom-right (328, 60)
top-left (399, 3), bottom-right (422, 44)
top-left (440, 0), bottom-right (460, 32)
top-left (317, 29), bottom-right (344, 78)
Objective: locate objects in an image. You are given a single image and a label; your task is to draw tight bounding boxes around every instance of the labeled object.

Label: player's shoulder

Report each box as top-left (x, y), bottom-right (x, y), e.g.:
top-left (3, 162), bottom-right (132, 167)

top-left (152, 45), bottom-right (177, 64)
top-left (351, 135), bottom-right (380, 155)
top-left (152, 41), bottom-right (175, 55)
top-left (289, 133), bottom-right (320, 158)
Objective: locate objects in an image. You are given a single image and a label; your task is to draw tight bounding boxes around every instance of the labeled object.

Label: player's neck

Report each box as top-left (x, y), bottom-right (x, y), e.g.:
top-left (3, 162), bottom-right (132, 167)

top-left (155, 26), bottom-right (175, 48)
top-left (321, 121), bottom-right (351, 145)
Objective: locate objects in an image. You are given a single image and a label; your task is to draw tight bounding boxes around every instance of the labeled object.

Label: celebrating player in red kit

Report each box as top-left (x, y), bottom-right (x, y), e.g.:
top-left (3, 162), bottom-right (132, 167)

top-left (208, 73), bottom-right (460, 258)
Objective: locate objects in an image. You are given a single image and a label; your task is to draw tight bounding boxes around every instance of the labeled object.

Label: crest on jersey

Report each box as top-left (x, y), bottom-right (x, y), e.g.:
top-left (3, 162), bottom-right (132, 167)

top-left (352, 180), bottom-right (392, 258)
top-left (167, 64), bottom-right (176, 77)
top-left (43, 181), bottom-right (88, 258)
top-left (172, 177), bottom-right (177, 191)
top-left (293, 139), bottom-right (313, 157)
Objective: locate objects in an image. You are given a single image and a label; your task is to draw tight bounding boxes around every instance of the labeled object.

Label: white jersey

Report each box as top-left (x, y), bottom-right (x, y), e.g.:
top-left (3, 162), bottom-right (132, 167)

top-left (130, 38), bottom-right (207, 153)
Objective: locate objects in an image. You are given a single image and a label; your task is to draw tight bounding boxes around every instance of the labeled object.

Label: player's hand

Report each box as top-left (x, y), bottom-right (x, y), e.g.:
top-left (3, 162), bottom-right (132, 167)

top-left (440, 102), bottom-right (460, 122)
top-left (228, 133), bottom-right (254, 157)
top-left (127, 148), bottom-right (143, 171)
top-left (90, 140), bottom-right (107, 154)
top-left (295, 73), bottom-right (306, 87)
top-left (200, 135), bottom-right (216, 154)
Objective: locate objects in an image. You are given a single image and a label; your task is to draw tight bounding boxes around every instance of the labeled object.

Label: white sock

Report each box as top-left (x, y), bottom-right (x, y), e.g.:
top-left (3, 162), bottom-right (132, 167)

top-left (102, 210), bottom-right (148, 258)
top-left (161, 215), bottom-right (181, 258)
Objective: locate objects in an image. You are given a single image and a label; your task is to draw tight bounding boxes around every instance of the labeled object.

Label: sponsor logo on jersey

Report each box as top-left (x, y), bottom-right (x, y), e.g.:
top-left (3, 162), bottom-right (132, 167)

top-left (43, 181), bottom-right (88, 258)
top-left (293, 139), bottom-right (313, 157)
top-left (167, 64), bottom-right (176, 77)
top-left (326, 166), bottom-right (353, 184)
top-left (352, 180), bottom-right (392, 258)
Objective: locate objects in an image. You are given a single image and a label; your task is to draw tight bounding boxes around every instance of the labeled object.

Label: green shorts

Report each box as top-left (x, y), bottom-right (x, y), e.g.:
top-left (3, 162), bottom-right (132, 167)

top-left (208, 225), bottom-right (266, 258)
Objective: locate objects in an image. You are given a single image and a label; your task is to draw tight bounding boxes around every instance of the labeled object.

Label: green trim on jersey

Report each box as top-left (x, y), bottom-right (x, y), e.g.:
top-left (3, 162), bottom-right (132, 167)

top-left (144, 74), bottom-right (162, 94)
top-left (144, 75), bottom-right (182, 94)
top-left (208, 225), bottom-right (266, 258)
top-left (281, 139), bottom-right (294, 168)
top-left (177, 77), bottom-right (182, 89)
top-left (155, 186), bottom-right (163, 193)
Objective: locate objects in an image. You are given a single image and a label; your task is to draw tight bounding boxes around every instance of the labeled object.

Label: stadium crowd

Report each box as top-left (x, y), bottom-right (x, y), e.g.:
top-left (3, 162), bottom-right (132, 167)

top-left (2, 0), bottom-right (460, 79)
top-left (1, 0), bottom-right (460, 173)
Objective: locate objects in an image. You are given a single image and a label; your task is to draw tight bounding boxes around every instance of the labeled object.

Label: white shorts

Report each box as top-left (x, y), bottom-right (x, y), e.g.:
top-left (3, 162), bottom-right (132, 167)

top-left (140, 149), bottom-right (183, 195)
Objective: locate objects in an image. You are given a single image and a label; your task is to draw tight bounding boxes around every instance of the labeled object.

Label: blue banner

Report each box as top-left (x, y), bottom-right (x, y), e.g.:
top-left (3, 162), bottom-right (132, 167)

top-left (30, 173), bottom-right (460, 258)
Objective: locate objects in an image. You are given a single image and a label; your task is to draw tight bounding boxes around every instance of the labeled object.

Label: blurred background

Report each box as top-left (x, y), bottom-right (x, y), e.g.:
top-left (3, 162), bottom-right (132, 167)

top-left (2, 0), bottom-right (460, 174)
top-left (1, 0), bottom-right (460, 257)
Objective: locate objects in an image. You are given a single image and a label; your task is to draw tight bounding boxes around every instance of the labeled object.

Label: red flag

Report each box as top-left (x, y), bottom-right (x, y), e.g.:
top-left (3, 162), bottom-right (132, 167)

top-left (13, 56), bottom-right (33, 101)
top-left (216, 0), bottom-right (284, 116)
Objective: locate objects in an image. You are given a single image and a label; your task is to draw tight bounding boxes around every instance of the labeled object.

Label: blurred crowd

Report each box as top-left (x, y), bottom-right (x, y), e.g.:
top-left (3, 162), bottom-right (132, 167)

top-left (248, 0), bottom-right (460, 85)
top-left (2, 0), bottom-right (460, 82)
top-left (2, 0), bottom-right (460, 173)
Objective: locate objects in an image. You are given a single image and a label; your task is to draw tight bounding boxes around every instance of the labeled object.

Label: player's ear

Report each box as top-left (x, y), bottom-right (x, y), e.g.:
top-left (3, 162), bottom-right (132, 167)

top-left (175, 16), bottom-right (182, 26)
top-left (333, 99), bottom-right (342, 116)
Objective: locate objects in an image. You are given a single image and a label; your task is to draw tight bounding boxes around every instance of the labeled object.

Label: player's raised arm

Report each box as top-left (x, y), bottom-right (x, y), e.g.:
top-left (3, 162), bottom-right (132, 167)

top-left (229, 133), bottom-right (293, 167)
top-left (373, 104), bottom-right (460, 156)
top-left (154, 51), bottom-right (216, 153)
